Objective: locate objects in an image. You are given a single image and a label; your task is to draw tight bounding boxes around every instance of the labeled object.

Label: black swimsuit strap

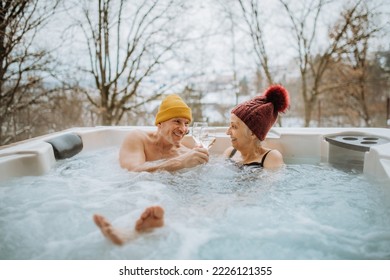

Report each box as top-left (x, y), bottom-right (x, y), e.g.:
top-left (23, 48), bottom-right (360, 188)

top-left (260, 150), bottom-right (272, 167)
top-left (229, 148), bottom-right (272, 168)
top-left (228, 148), bottom-right (237, 159)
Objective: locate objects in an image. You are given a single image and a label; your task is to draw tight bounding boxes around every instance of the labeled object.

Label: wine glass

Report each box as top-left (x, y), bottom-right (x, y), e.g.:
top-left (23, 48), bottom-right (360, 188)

top-left (192, 122), bottom-right (208, 146)
top-left (199, 127), bottom-right (216, 149)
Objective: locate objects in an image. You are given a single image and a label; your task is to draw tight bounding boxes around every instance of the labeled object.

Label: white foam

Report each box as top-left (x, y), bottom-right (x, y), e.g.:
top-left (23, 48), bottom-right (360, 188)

top-left (1, 148), bottom-right (390, 259)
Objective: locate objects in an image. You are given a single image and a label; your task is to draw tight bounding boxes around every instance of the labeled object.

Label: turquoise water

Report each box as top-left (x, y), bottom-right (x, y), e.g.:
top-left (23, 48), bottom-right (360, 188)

top-left (0, 147), bottom-right (389, 259)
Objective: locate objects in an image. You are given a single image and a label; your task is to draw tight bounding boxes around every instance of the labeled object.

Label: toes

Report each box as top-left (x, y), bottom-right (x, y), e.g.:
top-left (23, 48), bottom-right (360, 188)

top-left (93, 214), bottom-right (114, 231)
top-left (153, 206), bottom-right (164, 219)
top-left (93, 214), bottom-right (103, 227)
top-left (140, 207), bottom-right (152, 220)
top-left (139, 206), bottom-right (164, 220)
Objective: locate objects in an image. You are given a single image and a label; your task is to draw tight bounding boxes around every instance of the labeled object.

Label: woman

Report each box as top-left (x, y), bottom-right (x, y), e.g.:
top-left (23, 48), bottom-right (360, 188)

top-left (225, 85), bottom-right (290, 169)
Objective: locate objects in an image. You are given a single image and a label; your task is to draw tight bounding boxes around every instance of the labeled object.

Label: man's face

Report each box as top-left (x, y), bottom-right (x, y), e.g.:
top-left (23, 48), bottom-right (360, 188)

top-left (159, 118), bottom-right (190, 145)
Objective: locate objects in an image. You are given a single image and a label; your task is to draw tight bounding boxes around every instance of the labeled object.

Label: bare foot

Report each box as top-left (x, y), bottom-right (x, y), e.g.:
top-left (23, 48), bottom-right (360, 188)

top-left (135, 206), bottom-right (164, 232)
top-left (93, 206), bottom-right (165, 245)
top-left (93, 214), bottom-right (128, 245)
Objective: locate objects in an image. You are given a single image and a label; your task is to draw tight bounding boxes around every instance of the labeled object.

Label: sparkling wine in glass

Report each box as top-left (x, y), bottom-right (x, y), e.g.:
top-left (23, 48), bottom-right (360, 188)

top-left (192, 122), bottom-right (208, 146)
top-left (199, 127), bottom-right (216, 149)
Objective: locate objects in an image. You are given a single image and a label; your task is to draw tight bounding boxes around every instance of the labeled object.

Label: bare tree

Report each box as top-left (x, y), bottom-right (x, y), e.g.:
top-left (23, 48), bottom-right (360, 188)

top-left (236, 0), bottom-right (274, 85)
top-left (68, 0), bottom-right (188, 126)
top-left (280, 0), bottom-right (383, 127)
top-left (279, 0), bottom-right (330, 127)
top-left (232, 0), bottom-right (288, 126)
top-left (0, 0), bottom-right (60, 145)
top-left (214, 0), bottom-right (241, 105)
top-left (328, 2), bottom-right (381, 126)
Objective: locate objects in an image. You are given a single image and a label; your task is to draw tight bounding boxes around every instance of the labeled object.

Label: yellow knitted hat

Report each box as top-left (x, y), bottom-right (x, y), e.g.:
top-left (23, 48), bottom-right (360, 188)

top-left (155, 94), bottom-right (192, 125)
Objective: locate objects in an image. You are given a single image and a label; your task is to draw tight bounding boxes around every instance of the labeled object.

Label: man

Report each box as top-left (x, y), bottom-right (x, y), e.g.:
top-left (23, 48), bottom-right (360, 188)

top-left (94, 94), bottom-right (209, 245)
top-left (119, 94), bottom-right (209, 172)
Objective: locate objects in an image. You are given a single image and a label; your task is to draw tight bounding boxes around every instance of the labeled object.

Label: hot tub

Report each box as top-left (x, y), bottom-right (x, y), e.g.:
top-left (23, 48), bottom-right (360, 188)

top-left (0, 127), bottom-right (390, 260)
top-left (1, 126), bottom-right (389, 182)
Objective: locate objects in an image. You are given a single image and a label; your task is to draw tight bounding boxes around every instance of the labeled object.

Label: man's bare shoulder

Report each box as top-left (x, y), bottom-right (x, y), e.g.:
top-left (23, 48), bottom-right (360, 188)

top-left (122, 129), bottom-right (153, 141)
top-left (119, 130), bottom-right (155, 151)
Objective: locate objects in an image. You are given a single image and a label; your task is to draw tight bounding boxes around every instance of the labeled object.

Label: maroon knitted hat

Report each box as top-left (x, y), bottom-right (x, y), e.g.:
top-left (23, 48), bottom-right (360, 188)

top-left (231, 85), bottom-right (290, 141)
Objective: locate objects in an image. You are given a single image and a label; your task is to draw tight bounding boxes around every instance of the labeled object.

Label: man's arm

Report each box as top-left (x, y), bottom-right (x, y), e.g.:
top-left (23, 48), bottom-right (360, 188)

top-left (119, 131), bottom-right (209, 172)
top-left (137, 148), bottom-right (209, 172)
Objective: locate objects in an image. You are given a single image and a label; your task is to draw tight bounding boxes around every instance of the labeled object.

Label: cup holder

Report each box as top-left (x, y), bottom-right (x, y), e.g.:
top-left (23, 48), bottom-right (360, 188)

top-left (325, 134), bottom-right (389, 152)
top-left (342, 137), bottom-right (358, 141)
top-left (325, 134), bottom-right (389, 173)
top-left (361, 141), bottom-right (378, 145)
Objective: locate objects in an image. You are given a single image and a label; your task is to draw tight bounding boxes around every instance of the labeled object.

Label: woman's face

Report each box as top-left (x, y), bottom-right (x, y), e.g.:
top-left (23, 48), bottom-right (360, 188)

top-left (226, 114), bottom-right (252, 150)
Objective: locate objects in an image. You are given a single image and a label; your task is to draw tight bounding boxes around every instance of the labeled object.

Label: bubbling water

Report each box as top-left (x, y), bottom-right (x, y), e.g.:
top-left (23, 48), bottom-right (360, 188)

top-left (0, 147), bottom-right (389, 259)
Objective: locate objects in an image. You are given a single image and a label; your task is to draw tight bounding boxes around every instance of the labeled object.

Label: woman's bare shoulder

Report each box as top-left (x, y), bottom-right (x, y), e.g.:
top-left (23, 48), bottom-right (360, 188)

top-left (263, 149), bottom-right (284, 168)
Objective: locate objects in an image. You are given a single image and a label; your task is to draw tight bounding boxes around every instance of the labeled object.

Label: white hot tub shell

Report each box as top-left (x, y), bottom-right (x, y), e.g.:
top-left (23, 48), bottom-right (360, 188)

top-left (0, 126), bottom-right (389, 182)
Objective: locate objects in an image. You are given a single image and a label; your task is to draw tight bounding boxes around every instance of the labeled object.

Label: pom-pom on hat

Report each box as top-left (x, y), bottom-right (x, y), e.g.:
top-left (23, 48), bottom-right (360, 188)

top-left (155, 94), bottom-right (192, 125)
top-left (231, 85), bottom-right (290, 141)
